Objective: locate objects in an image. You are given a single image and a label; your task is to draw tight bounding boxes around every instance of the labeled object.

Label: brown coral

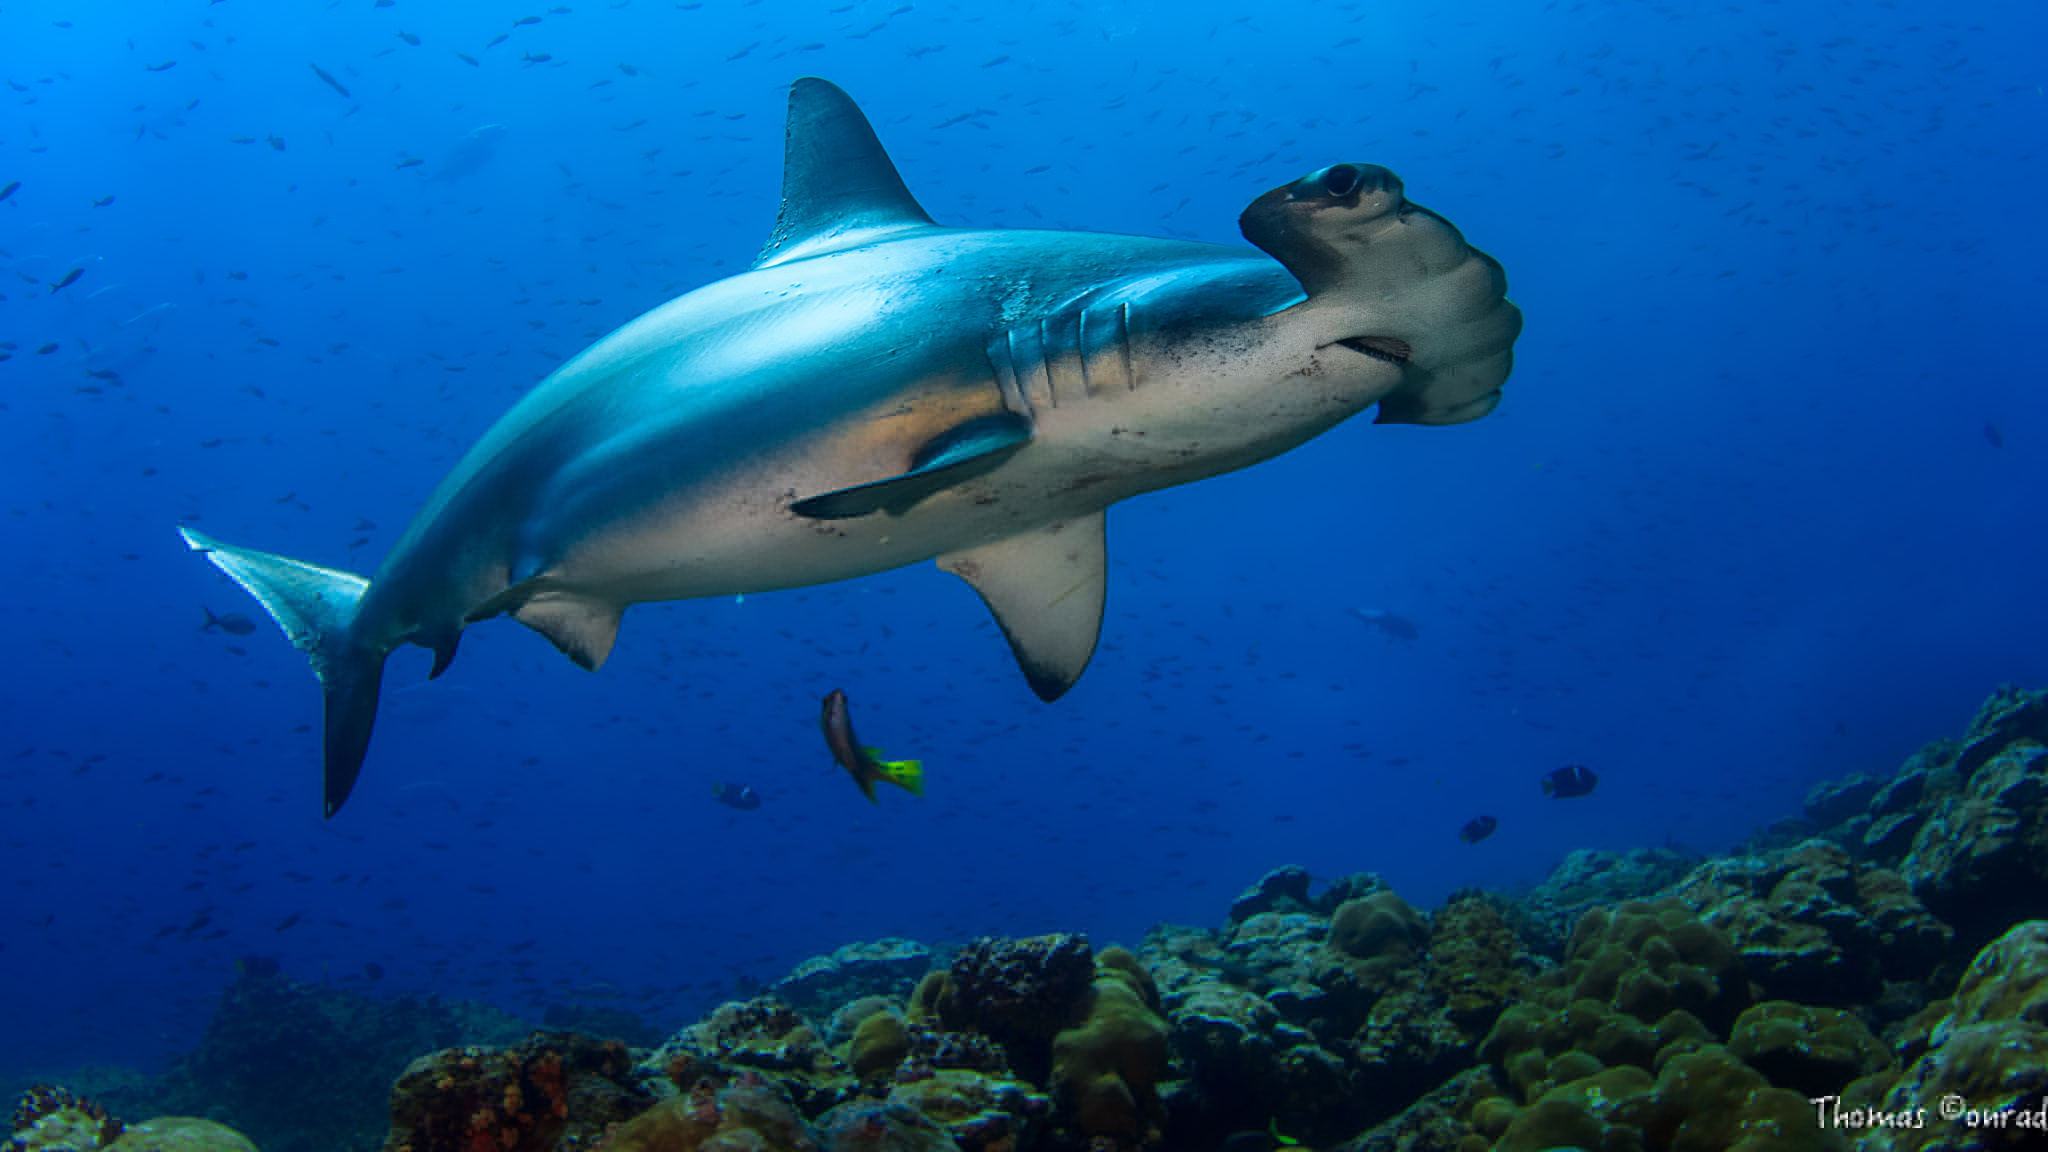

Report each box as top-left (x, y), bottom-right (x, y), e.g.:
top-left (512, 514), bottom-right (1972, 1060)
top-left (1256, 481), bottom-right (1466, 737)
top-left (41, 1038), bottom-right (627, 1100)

top-left (383, 1032), bottom-right (649, 1152)
top-left (9, 1086), bottom-right (122, 1151)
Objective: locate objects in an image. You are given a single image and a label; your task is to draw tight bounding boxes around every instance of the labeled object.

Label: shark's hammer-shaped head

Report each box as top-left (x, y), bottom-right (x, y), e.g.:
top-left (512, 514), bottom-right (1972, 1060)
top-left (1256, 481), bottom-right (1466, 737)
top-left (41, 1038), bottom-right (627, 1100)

top-left (1242, 162), bottom-right (1521, 426)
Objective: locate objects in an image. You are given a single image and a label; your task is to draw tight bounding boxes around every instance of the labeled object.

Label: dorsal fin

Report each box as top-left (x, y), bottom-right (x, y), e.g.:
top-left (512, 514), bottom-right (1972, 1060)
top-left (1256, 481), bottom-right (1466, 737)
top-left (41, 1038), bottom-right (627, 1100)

top-left (753, 77), bottom-right (936, 270)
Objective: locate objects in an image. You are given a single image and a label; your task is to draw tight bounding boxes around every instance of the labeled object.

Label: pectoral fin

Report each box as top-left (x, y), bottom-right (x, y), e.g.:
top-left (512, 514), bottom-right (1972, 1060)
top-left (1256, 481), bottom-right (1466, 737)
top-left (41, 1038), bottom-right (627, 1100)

top-left (939, 512), bottom-right (1106, 702)
top-left (513, 596), bottom-right (623, 671)
top-left (793, 412), bottom-right (1032, 520)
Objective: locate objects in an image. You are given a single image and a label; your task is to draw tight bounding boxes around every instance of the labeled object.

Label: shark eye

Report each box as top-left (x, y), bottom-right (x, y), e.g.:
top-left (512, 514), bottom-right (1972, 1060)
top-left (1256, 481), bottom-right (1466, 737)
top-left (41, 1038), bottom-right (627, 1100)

top-left (1319, 164), bottom-right (1363, 197)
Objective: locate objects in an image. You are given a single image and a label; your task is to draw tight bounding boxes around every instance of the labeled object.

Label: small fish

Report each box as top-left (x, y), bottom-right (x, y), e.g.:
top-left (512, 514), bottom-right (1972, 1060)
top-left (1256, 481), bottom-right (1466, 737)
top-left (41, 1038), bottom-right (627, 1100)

top-left (363, 961), bottom-right (385, 981)
top-left (146, 61), bottom-right (178, 72)
top-left (49, 268), bottom-right (82, 294)
top-left (273, 912), bottom-right (302, 932)
top-left (265, 134), bottom-right (286, 151)
top-left (395, 157), bottom-right (423, 169)
top-left (1541, 764), bottom-right (1598, 799)
top-left (1459, 815), bottom-right (1498, 844)
top-left (1985, 421), bottom-right (2005, 449)
top-left (456, 52), bottom-right (480, 66)
top-left (522, 52), bottom-right (552, 63)
top-left (91, 195), bottom-right (114, 207)
top-left (487, 33), bottom-right (509, 47)
top-left (1352, 607), bottom-right (1419, 641)
top-left (710, 782), bottom-right (761, 811)
top-left (397, 31), bottom-right (420, 45)
top-left (311, 63), bottom-right (350, 98)
top-left (820, 689), bottom-right (924, 804)
top-left (0, 181), bottom-right (18, 202)
top-left (36, 343), bottom-right (58, 354)
top-left (514, 14), bottom-right (543, 24)
top-left (200, 607), bottom-right (257, 636)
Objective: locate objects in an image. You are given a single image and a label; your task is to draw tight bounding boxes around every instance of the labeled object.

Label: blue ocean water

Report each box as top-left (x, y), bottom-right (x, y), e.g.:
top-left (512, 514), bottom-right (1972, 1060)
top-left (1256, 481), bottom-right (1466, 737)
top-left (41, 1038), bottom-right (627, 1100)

top-left (1, 0), bottom-right (2042, 1093)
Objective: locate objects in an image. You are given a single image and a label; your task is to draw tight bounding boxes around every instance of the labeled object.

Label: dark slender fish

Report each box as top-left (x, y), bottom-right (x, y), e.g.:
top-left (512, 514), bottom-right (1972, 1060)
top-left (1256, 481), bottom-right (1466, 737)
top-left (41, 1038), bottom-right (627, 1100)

top-left (200, 607), bottom-right (257, 635)
top-left (49, 268), bottom-right (82, 294)
top-left (1352, 607), bottom-right (1419, 641)
top-left (0, 181), bottom-right (18, 202)
top-left (1985, 422), bottom-right (2005, 449)
top-left (311, 64), bottom-right (350, 98)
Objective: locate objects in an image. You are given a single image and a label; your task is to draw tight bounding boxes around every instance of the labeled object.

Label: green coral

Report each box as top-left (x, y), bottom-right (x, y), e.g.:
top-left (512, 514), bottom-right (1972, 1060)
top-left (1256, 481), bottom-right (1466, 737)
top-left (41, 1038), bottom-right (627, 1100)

top-left (102, 1120), bottom-right (258, 1152)
top-left (1564, 899), bottom-right (1752, 1032)
top-left (1328, 891), bottom-right (1430, 968)
top-left (885, 1070), bottom-right (1048, 1152)
top-left (1484, 1044), bottom-right (1848, 1152)
top-left (1427, 894), bottom-right (1526, 1036)
top-left (1049, 956), bottom-right (1169, 1144)
top-left (594, 1079), bottom-right (814, 1152)
top-left (847, 1010), bottom-right (912, 1080)
top-left (1861, 921), bottom-right (2048, 1152)
top-left (1727, 1002), bottom-right (1889, 1098)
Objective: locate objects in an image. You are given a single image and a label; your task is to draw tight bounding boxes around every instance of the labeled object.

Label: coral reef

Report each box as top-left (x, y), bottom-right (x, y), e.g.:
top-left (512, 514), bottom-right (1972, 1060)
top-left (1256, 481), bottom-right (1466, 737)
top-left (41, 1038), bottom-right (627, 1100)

top-left (773, 939), bottom-right (933, 1023)
top-left (103, 1120), bottom-right (258, 1152)
top-left (1049, 950), bottom-right (1169, 1147)
top-left (1726, 1001), bottom-right (1889, 1098)
top-left (7, 1086), bottom-right (121, 1152)
top-left (138, 964), bottom-right (528, 1152)
top-left (594, 1076), bottom-right (815, 1152)
top-left (6, 1089), bottom-right (255, 1152)
top-left (1860, 920), bottom-right (2048, 1152)
top-left (1792, 686), bottom-right (2048, 958)
top-left (933, 934), bottom-right (1096, 1083)
top-left (45, 682), bottom-right (2048, 1152)
top-left (1667, 841), bottom-right (1950, 1010)
top-left (885, 1071), bottom-right (1047, 1152)
top-left (383, 1032), bottom-right (652, 1152)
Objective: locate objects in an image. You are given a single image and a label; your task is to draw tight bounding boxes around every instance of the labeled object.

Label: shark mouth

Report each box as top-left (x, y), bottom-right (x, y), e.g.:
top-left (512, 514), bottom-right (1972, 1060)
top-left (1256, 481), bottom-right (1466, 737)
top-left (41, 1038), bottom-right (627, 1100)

top-left (1333, 336), bottom-right (1412, 365)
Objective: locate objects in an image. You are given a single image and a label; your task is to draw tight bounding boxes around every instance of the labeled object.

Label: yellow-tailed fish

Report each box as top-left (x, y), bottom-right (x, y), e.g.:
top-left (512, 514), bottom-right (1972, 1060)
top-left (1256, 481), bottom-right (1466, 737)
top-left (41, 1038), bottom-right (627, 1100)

top-left (820, 689), bottom-right (924, 804)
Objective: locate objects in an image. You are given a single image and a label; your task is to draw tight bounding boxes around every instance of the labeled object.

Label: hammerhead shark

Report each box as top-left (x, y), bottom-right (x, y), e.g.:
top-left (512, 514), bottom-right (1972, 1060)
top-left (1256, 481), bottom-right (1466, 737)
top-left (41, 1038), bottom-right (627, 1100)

top-left (182, 77), bottom-right (1521, 816)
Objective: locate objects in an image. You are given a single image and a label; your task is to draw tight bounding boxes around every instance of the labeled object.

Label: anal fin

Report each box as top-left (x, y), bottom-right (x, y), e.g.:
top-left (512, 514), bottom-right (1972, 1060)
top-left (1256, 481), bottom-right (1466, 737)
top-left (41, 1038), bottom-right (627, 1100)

top-left (939, 512), bottom-right (1106, 702)
top-left (514, 596), bottom-right (624, 671)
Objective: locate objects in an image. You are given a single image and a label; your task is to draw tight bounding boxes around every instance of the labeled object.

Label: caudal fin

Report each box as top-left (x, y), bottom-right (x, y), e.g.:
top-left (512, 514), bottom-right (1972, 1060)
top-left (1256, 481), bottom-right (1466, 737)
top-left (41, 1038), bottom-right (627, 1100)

top-left (873, 753), bottom-right (924, 798)
top-left (178, 526), bottom-right (386, 818)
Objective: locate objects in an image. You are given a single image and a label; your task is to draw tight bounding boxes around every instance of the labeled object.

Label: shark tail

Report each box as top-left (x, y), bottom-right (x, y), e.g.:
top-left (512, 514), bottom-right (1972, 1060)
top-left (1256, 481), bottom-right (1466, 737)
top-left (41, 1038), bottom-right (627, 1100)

top-left (178, 526), bottom-right (385, 818)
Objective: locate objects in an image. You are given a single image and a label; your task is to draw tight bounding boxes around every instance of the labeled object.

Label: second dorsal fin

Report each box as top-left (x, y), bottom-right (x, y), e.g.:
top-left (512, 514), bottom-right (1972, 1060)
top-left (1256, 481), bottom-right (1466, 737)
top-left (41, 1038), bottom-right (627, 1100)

top-left (753, 77), bottom-right (936, 270)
